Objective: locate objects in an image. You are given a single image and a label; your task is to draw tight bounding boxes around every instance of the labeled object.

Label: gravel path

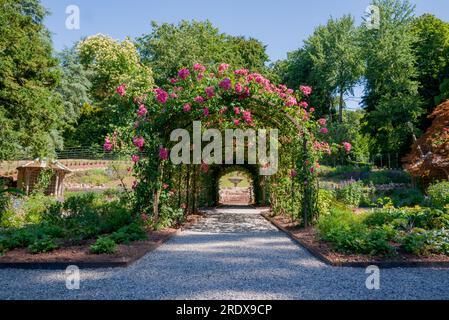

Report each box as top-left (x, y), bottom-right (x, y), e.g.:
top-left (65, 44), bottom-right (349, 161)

top-left (1, 206), bottom-right (449, 300)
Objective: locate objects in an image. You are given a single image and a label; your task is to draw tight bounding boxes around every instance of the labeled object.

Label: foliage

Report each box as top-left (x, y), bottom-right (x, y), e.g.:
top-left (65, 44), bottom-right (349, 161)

top-left (27, 237), bottom-right (58, 254)
top-left (110, 63), bottom-right (327, 226)
top-left (110, 223), bottom-right (147, 244)
top-left (427, 181), bottom-right (449, 209)
top-left (317, 189), bottom-right (336, 217)
top-left (304, 15), bottom-right (364, 122)
top-left (336, 180), bottom-right (366, 207)
top-left (361, 0), bottom-right (424, 156)
top-left (64, 34), bottom-right (155, 147)
top-left (137, 20), bottom-right (270, 85)
top-left (318, 204), bottom-right (449, 256)
top-left (317, 207), bottom-right (395, 255)
top-left (0, 0), bottom-right (65, 160)
top-left (90, 236), bottom-right (117, 254)
top-left (412, 14), bottom-right (449, 121)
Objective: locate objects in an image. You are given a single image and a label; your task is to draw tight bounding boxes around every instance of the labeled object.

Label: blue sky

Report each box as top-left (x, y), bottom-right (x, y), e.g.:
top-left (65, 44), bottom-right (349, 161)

top-left (41, 0), bottom-right (449, 108)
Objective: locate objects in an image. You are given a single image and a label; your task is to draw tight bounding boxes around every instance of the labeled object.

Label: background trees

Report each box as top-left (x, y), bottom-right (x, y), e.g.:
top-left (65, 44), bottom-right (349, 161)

top-left (137, 20), bottom-right (270, 85)
top-left (0, 0), bottom-right (64, 160)
top-left (361, 0), bottom-right (424, 157)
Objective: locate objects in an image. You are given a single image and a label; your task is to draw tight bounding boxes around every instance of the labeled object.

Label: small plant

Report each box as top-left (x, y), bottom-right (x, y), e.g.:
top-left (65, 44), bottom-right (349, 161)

top-left (90, 236), bottom-right (117, 254)
top-left (428, 181), bottom-right (449, 209)
top-left (336, 180), bottom-right (365, 207)
top-left (28, 237), bottom-right (58, 254)
top-left (110, 223), bottom-right (147, 244)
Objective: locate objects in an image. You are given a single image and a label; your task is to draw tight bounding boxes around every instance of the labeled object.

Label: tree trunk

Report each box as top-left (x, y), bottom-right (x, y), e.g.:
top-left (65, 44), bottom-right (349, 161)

top-left (338, 88), bottom-right (344, 123)
top-left (153, 163), bottom-right (164, 222)
top-left (302, 136), bottom-right (309, 228)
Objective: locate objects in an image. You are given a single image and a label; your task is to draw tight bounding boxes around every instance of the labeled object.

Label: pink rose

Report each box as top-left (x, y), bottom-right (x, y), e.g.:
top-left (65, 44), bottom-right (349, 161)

top-left (318, 118), bottom-right (327, 126)
top-left (234, 107), bottom-right (240, 115)
top-left (155, 88), bottom-right (168, 104)
top-left (285, 96), bottom-right (297, 107)
top-left (300, 85), bottom-right (312, 96)
top-left (116, 84), bottom-right (126, 97)
top-left (137, 104), bottom-right (147, 117)
top-left (235, 69), bottom-right (249, 76)
top-left (132, 154), bottom-right (140, 163)
top-left (159, 147), bottom-right (169, 160)
top-left (235, 83), bottom-right (243, 93)
top-left (193, 63), bottom-right (206, 73)
top-left (205, 86), bottom-right (215, 98)
top-left (219, 78), bottom-right (232, 90)
top-left (183, 103), bottom-right (191, 112)
top-left (178, 68), bottom-right (190, 80)
top-left (218, 63), bottom-right (230, 73)
top-left (343, 142), bottom-right (352, 153)
top-left (233, 118), bottom-right (240, 126)
top-left (133, 136), bottom-right (145, 149)
top-left (103, 137), bottom-right (113, 152)
top-left (320, 128), bottom-right (329, 134)
top-left (203, 108), bottom-right (210, 117)
top-left (194, 96), bottom-right (205, 104)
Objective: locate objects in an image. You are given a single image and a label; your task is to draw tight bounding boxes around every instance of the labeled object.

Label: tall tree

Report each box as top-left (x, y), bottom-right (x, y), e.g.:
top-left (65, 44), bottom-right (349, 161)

top-left (0, 0), bottom-right (64, 159)
top-left (412, 14), bottom-right (449, 125)
top-left (305, 15), bottom-right (364, 122)
top-left (137, 20), bottom-right (270, 85)
top-left (361, 0), bottom-right (424, 156)
top-left (274, 48), bottom-right (335, 119)
top-left (65, 35), bottom-right (154, 147)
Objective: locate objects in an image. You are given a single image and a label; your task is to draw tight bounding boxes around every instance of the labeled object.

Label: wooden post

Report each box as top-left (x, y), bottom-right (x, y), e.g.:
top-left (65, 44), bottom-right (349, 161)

top-left (302, 135), bottom-right (309, 228)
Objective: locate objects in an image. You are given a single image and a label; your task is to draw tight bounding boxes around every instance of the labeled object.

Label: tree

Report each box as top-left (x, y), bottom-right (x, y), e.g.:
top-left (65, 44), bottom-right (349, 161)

top-left (305, 15), bottom-right (364, 122)
top-left (57, 48), bottom-right (92, 124)
top-left (137, 20), bottom-right (270, 85)
top-left (274, 48), bottom-right (335, 119)
top-left (65, 34), bottom-right (154, 147)
top-left (412, 14), bottom-right (449, 129)
top-left (361, 0), bottom-right (424, 156)
top-left (0, 0), bottom-right (64, 159)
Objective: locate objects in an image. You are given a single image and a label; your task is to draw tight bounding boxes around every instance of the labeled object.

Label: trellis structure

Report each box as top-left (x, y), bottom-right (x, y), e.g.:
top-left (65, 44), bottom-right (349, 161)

top-left (107, 64), bottom-right (338, 227)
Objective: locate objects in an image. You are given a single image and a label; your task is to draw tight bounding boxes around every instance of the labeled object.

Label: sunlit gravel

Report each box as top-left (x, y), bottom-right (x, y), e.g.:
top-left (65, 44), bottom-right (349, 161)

top-left (1, 206), bottom-right (449, 300)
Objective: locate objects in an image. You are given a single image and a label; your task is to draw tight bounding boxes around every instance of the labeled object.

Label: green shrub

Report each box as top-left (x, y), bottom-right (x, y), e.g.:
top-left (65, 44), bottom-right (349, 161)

top-left (401, 228), bottom-right (430, 255)
top-left (317, 189), bottom-right (336, 216)
top-left (110, 223), bottom-right (147, 244)
top-left (336, 181), bottom-right (365, 207)
top-left (428, 181), bottom-right (449, 209)
top-left (317, 207), bottom-right (396, 255)
top-left (388, 188), bottom-right (424, 207)
top-left (90, 236), bottom-right (117, 254)
top-left (28, 237), bottom-right (58, 254)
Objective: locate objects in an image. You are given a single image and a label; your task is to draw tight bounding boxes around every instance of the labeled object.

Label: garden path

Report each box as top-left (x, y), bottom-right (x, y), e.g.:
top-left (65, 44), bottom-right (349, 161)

top-left (1, 206), bottom-right (449, 299)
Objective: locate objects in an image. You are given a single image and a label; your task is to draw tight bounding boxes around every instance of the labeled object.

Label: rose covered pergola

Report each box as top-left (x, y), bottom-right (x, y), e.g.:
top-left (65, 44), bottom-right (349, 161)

top-left (106, 63), bottom-right (343, 227)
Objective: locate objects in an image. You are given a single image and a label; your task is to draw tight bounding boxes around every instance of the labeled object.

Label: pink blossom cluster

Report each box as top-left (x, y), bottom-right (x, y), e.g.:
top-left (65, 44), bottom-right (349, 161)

top-left (137, 104), bottom-right (148, 117)
top-left (116, 84), bottom-right (126, 97)
top-left (300, 85), bottom-right (312, 96)
top-left (178, 68), bottom-right (190, 80)
top-left (155, 88), bottom-right (168, 104)
top-left (103, 137), bottom-right (113, 152)
top-left (159, 147), bottom-right (169, 160)
top-left (219, 63), bottom-right (230, 73)
top-left (205, 86), bottom-right (215, 98)
top-left (133, 136), bottom-right (145, 150)
top-left (219, 78), bottom-right (232, 90)
top-left (342, 142), bottom-right (352, 153)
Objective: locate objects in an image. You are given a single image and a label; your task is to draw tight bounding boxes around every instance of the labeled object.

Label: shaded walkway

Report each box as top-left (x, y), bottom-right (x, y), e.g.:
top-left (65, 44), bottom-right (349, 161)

top-left (1, 206), bottom-right (449, 299)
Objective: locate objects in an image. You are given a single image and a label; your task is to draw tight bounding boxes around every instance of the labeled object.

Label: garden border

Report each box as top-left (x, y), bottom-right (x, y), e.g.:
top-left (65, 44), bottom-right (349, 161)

top-left (0, 215), bottom-right (202, 270)
top-left (261, 213), bottom-right (449, 268)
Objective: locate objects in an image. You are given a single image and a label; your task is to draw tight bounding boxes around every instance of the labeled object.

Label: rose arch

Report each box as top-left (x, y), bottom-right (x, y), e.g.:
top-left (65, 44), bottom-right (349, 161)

top-left (106, 63), bottom-right (339, 227)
